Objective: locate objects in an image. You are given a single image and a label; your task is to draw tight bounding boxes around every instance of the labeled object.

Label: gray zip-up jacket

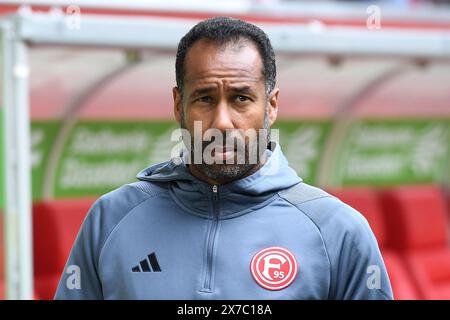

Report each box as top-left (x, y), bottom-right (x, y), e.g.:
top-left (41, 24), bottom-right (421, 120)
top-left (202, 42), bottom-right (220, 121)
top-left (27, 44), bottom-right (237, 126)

top-left (55, 143), bottom-right (393, 299)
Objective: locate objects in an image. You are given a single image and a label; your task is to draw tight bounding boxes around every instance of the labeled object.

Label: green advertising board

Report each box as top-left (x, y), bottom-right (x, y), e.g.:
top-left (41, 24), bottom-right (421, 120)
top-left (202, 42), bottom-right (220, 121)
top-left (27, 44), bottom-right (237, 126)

top-left (0, 120), bottom-right (61, 206)
top-left (4, 118), bottom-right (447, 202)
top-left (274, 121), bottom-right (332, 185)
top-left (53, 121), bottom-right (179, 198)
top-left (31, 121), bottom-right (61, 200)
top-left (332, 119), bottom-right (450, 186)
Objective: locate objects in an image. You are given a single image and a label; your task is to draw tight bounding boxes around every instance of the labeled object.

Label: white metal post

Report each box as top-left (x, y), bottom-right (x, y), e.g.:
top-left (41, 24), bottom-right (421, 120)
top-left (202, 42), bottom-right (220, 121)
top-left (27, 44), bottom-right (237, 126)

top-left (1, 17), bottom-right (34, 300)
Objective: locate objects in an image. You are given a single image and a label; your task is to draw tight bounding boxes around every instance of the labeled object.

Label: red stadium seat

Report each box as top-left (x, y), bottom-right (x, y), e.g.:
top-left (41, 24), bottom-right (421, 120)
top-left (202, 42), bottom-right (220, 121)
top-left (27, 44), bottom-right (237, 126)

top-left (32, 198), bottom-right (96, 300)
top-left (328, 187), bottom-right (419, 300)
top-left (327, 188), bottom-right (386, 245)
top-left (381, 185), bottom-right (450, 300)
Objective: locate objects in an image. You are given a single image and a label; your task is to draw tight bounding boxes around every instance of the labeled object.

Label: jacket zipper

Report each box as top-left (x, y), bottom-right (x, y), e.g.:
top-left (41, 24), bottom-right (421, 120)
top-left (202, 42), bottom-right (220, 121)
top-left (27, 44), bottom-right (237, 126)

top-left (203, 184), bottom-right (220, 291)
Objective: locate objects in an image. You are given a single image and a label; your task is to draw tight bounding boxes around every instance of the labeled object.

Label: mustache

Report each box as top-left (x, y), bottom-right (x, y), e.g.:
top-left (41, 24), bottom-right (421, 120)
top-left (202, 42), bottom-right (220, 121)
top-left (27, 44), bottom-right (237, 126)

top-left (199, 135), bottom-right (245, 150)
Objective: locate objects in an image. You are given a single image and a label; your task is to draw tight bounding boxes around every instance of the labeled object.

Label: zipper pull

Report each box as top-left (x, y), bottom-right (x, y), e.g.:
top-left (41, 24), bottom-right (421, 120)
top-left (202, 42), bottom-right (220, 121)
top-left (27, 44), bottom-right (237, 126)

top-left (212, 185), bottom-right (218, 200)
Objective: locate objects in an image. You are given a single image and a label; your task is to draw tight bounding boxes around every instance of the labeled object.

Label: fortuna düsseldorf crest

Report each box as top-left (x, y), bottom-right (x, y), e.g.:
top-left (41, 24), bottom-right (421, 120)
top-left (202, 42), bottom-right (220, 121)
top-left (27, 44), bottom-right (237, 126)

top-left (250, 247), bottom-right (298, 291)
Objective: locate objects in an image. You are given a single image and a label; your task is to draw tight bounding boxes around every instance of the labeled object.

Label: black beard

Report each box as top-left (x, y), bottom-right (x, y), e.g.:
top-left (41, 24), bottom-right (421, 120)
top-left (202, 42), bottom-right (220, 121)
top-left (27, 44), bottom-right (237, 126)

top-left (191, 138), bottom-right (260, 183)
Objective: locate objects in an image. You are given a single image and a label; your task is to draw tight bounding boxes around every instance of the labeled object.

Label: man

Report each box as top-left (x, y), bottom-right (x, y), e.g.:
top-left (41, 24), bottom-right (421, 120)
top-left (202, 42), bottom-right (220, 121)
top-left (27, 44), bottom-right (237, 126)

top-left (55, 17), bottom-right (393, 300)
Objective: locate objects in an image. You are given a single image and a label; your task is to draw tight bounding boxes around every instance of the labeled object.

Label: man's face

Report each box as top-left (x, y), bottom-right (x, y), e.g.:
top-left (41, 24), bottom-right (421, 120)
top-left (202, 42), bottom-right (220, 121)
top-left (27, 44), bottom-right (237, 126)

top-left (173, 39), bottom-right (279, 184)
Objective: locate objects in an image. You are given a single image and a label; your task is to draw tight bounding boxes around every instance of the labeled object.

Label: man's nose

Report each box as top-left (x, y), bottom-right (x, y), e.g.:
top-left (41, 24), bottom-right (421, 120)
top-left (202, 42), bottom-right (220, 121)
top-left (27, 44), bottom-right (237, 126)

top-left (210, 99), bottom-right (234, 131)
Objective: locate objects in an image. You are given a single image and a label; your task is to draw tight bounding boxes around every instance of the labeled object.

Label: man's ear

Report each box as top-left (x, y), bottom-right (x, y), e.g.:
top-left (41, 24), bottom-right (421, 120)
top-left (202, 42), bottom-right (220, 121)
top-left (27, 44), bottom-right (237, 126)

top-left (267, 88), bottom-right (279, 127)
top-left (173, 86), bottom-right (183, 124)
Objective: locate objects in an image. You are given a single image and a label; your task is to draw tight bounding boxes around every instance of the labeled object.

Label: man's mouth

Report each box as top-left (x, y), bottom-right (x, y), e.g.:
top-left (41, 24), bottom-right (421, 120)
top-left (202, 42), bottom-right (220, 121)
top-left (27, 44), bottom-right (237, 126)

top-left (211, 146), bottom-right (236, 161)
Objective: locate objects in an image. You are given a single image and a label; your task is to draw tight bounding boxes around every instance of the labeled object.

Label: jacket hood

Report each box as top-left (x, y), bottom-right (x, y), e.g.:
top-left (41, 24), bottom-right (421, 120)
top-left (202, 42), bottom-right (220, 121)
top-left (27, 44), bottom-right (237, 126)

top-left (136, 142), bottom-right (302, 219)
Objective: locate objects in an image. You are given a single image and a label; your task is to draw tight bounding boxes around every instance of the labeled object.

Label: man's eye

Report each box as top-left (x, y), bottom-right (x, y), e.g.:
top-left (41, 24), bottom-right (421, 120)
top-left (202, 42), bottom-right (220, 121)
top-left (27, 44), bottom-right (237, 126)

top-left (198, 96), bottom-right (212, 103)
top-left (236, 95), bottom-right (250, 103)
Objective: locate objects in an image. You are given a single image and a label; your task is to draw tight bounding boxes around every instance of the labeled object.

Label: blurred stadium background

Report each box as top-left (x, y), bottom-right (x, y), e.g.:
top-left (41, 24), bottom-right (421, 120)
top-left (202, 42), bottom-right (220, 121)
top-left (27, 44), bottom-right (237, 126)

top-left (0, 0), bottom-right (449, 300)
